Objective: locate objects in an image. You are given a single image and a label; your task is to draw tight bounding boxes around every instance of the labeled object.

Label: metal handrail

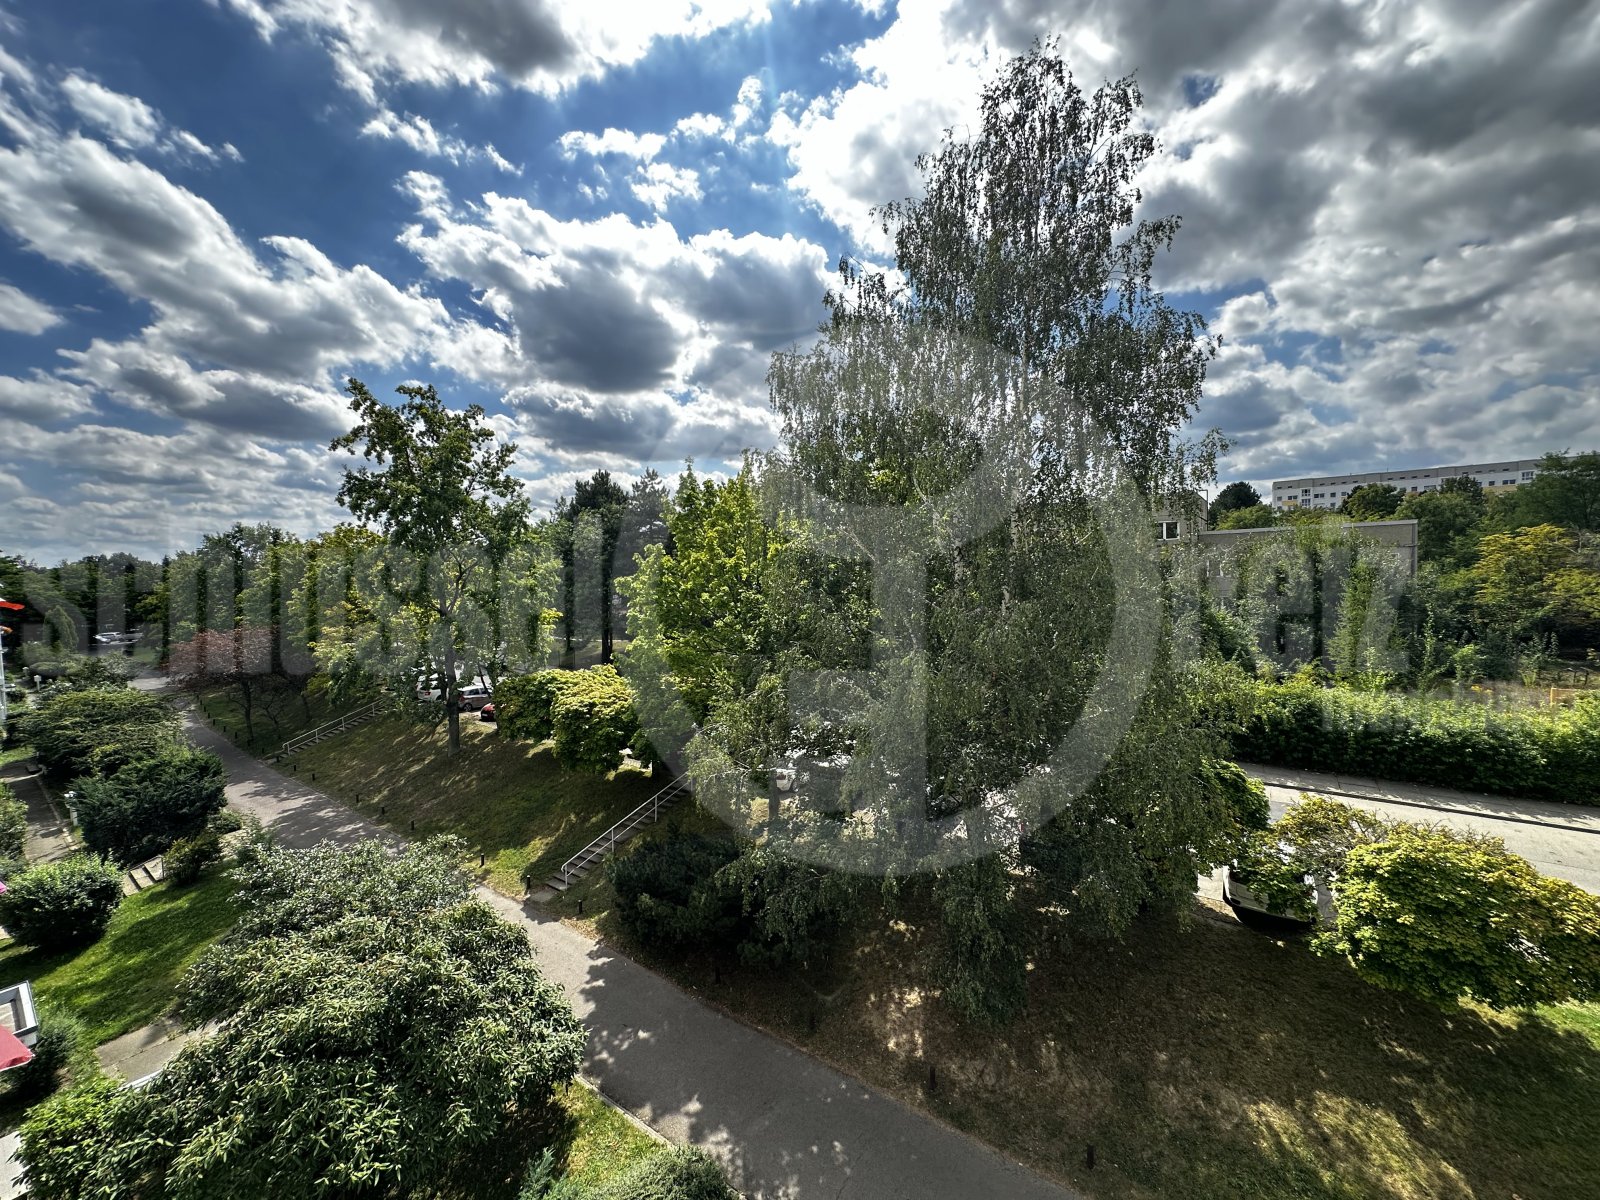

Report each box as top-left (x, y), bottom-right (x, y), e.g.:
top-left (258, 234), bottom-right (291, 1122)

top-left (559, 776), bottom-right (688, 885)
top-left (280, 699), bottom-right (384, 757)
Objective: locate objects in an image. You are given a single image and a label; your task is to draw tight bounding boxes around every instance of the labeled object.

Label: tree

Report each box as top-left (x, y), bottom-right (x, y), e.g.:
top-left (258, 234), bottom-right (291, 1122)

top-left (1438, 473), bottom-right (1485, 503)
top-left (168, 626), bottom-right (275, 743)
top-left (1209, 481), bottom-right (1261, 526)
top-left (75, 748), bottom-right (227, 865)
top-left (0, 854), bottom-right (124, 950)
top-left (1502, 451), bottom-right (1600, 532)
top-left (1470, 523), bottom-right (1600, 641)
top-left (547, 665), bottom-right (642, 774)
top-left (677, 44), bottom-right (1238, 1023)
top-left (555, 471), bottom-right (628, 664)
top-left (331, 380), bottom-right (532, 752)
top-left (1339, 483), bottom-right (1405, 521)
top-left (1319, 824), bottom-right (1600, 1008)
top-left (1395, 490), bottom-right (1484, 569)
top-left (1215, 503), bottom-right (1278, 530)
top-left (15, 687), bottom-right (178, 777)
top-left (20, 838), bottom-right (587, 1199)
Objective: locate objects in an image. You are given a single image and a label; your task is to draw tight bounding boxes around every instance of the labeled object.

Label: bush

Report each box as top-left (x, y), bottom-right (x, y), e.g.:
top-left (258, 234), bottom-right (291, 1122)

top-left (0, 854), bottom-right (124, 950)
top-left (581, 1148), bottom-right (737, 1200)
top-left (1232, 675), bottom-right (1600, 802)
top-left (609, 834), bottom-right (743, 950)
top-left (1199, 759), bottom-right (1270, 834)
top-left (15, 687), bottom-right (178, 777)
top-left (17, 1076), bottom-right (127, 1198)
top-left (164, 829), bottom-right (223, 885)
top-left (549, 666), bottom-right (641, 775)
top-left (495, 671), bottom-right (564, 743)
top-left (1318, 824), bottom-right (1600, 1008)
top-left (7, 1000), bottom-right (88, 1103)
top-left (0, 780), bottom-right (27, 860)
top-left (76, 747), bottom-right (227, 865)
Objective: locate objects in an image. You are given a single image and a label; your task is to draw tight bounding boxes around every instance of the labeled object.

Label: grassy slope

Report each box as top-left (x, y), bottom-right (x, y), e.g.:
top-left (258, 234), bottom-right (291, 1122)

top-left (193, 683), bottom-right (337, 754)
top-left (555, 840), bottom-right (1600, 1200)
top-left (0, 869), bottom-right (237, 1044)
top-left (282, 713), bottom-right (663, 896)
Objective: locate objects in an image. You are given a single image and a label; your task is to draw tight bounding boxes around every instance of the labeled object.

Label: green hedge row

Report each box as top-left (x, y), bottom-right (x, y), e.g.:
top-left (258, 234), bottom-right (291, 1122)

top-left (1233, 680), bottom-right (1600, 803)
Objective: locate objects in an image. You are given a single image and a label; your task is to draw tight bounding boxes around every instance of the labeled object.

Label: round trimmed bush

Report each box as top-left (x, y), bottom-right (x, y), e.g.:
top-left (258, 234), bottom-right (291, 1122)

top-left (0, 854), bottom-right (124, 950)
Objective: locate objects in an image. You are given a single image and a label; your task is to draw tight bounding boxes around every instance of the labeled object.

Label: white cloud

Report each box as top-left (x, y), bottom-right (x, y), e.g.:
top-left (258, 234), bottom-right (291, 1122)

top-left (214, 0), bottom-right (772, 100)
top-left (0, 281), bottom-right (59, 335)
top-left (630, 162), bottom-right (701, 211)
top-left (558, 127), bottom-right (666, 161)
top-left (361, 109), bottom-right (521, 172)
top-left (0, 371), bottom-right (95, 420)
top-left (60, 72), bottom-right (239, 162)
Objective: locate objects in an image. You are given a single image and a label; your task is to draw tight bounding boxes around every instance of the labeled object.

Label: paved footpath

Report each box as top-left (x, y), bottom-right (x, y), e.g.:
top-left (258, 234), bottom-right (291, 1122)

top-left (181, 711), bottom-right (1077, 1200)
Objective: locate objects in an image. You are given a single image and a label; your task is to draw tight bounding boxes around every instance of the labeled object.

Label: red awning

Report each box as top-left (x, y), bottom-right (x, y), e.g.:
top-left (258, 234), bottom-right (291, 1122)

top-left (0, 1026), bottom-right (33, 1071)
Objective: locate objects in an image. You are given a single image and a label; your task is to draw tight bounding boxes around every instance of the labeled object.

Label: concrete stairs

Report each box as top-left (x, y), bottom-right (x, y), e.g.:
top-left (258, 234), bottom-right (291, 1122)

top-left (544, 776), bottom-right (689, 893)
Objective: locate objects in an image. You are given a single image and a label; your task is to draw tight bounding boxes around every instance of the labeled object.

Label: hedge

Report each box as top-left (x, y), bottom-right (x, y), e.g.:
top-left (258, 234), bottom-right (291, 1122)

top-left (0, 781), bottom-right (27, 861)
top-left (1233, 678), bottom-right (1600, 802)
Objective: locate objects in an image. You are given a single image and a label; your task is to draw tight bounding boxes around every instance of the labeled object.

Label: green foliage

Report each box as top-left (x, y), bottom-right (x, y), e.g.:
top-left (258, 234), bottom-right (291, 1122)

top-left (0, 854), bottom-right (124, 950)
top-left (935, 858), bottom-right (1029, 1027)
top-left (0, 780), bottom-right (26, 860)
top-left (1233, 673), bottom-right (1600, 801)
top-left (1340, 483), bottom-right (1405, 521)
top-left (163, 829), bottom-right (223, 885)
top-left (1273, 795), bottom-right (1392, 882)
top-left (7, 999), bottom-right (88, 1102)
top-left (1500, 451), bottom-right (1600, 532)
top-left (549, 665), bottom-right (642, 775)
top-left (1230, 831), bottom-right (1319, 922)
top-left (1199, 759), bottom-right (1270, 834)
top-left (1208, 481), bottom-right (1262, 526)
top-left (496, 669), bottom-right (564, 741)
top-left (17, 1076), bottom-right (124, 1197)
top-left (15, 687), bottom-right (179, 777)
top-left (1395, 490), bottom-right (1483, 570)
top-left (717, 839), bottom-right (855, 969)
top-left (609, 833), bottom-right (743, 950)
top-left (1214, 503), bottom-right (1277, 530)
top-left (1319, 824), bottom-right (1600, 1008)
top-left (76, 747), bottom-right (227, 865)
top-left (31, 838), bottom-right (586, 1200)
top-left (1468, 523), bottom-right (1600, 641)
top-left (577, 1147), bottom-right (738, 1200)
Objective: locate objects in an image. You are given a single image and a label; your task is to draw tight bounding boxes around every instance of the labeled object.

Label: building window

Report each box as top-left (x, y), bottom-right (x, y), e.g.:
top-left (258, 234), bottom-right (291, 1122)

top-left (1522, 471), bottom-right (1535, 480)
top-left (1156, 521), bottom-right (1179, 541)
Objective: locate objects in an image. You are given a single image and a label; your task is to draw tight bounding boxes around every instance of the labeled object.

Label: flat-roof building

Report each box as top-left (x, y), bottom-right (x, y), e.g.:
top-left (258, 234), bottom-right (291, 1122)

top-left (1270, 459), bottom-right (1541, 511)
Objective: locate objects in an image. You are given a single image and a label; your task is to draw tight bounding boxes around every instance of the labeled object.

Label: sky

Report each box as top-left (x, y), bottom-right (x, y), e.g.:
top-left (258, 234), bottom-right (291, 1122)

top-left (1, 0), bottom-right (1598, 561)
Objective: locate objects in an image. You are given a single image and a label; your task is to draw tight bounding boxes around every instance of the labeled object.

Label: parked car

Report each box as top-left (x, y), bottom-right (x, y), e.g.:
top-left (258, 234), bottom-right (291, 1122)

top-left (479, 702), bottom-right (496, 722)
top-left (1222, 844), bottom-right (1336, 927)
top-left (456, 685), bottom-right (492, 711)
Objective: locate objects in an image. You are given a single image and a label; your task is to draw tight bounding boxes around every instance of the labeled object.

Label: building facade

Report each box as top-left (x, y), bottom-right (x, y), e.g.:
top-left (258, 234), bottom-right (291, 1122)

top-left (1270, 459), bottom-right (1541, 511)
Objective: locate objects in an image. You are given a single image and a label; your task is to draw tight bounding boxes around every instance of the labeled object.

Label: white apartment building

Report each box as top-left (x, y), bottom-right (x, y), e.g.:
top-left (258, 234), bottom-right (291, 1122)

top-left (1271, 458), bottom-right (1541, 511)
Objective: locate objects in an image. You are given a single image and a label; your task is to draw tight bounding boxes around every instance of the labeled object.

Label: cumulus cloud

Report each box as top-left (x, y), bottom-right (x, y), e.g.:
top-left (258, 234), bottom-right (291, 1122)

top-left (0, 280), bottom-right (59, 335)
top-left (60, 72), bottom-right (241, 161)
top-left (214, 0), bottom-right (772, 100)
top-left (399, 172), bottom-right (829, 461)
top-left (361, 108), bottom-right (521, 172)
top-left (0, 372), bottom-right (95, 420)
top-left (765, 0), bottom-right (1600, 482)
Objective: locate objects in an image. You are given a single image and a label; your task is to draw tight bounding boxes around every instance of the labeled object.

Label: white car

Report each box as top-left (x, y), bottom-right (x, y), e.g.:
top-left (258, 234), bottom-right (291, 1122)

top-left (1222, 860), bottom-right (1336, 926)
top-left (415, 681), bottom-right (492, 711)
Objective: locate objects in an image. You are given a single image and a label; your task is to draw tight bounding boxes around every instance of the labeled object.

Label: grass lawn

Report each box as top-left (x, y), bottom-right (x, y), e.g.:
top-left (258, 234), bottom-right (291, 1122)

top-left (281, 712), bottom-right (665, 896)
top-left (0, 743), bottom-right (33, 770)
top-left (193, 683), bottom-right (337, 754)
top-left (0, 868), bottom-right (237, 1045)
top-left (556, 834), bottom-right (1600, 1200)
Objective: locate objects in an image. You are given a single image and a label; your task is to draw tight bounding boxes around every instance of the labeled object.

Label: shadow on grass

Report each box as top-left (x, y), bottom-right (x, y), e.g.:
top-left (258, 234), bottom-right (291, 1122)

top-left (562, 871), bottom-right (1600, 1200)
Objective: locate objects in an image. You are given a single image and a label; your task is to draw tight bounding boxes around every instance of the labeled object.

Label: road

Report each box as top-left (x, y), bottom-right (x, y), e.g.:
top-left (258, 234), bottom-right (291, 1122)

top-left (182, 710), bottom-right (1079, 1200)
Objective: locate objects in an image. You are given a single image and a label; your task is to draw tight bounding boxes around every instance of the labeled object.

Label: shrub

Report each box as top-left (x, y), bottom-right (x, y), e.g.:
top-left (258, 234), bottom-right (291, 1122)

top-left (718, 841), bottom-right (854, 969)
top-left (207, 808), bottom-right (244, 836)
top-left (1318, 824), bottom-right (1600, 1008)
top-left (0, 780), bottom-right (27, 860)
top-left (549, 666), bottom-right (641, 775)
top-left (0, 854), bottom-right (124, 950)
top-left (581, 1148), bottom-right (737, 1200)
top-left (75, 747), bottom-right (228, 865)
top-left (609, 834), bottom-right (743, 950)
top-left (17, 1076), bottom-right (128, 1198)
top-left (1199, 759), bottom-right (1270, 834)
top-left (7, 1000), bottom-right (88, 1103)
top-left (15, 687), bottom-right (178, 777)
top-left (164, 829), bottom-right (223, 885)
top-left (495, 671), bottom-right (564, 742)
top-left (1232, 675), bottom-right (1600, 802)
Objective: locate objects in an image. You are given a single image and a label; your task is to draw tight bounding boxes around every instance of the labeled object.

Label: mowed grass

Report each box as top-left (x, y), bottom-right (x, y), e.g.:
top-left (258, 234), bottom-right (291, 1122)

top-left (283, 712), bottom-right (664, 896)
top-left (562, 838), bottom-right (1600, 1200)
top-left (193, 683), bottom-right (337, 754)
top-left (0, 868), bottom-right (238, 1045)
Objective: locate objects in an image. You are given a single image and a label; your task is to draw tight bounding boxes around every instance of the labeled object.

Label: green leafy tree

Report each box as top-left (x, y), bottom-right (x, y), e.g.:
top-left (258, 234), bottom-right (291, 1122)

top-left (1502, 451), bottom-right (1600, 532)
top-left (1470, 523), bottom-right (1600, 641)
top-left (0, 854), bottom-right (124, 949)
top-left (1395, 490), bottom-right (1485, 570)
top-left (19, 838), bottom-right (586, 1199)
top-left (1339, 483), bottom-right (1405, 521)
top-left (556, 471), bottom-right (628, 664)
top-left (15, 687), bottom-right (178, 777)
top-left (331, 380), bottom-right (533, 752)
top-left (548, 665), bottom-right (642, 774)
top-left (75, 747), bottom-right (227, 865)
top-left (1215, 503), bottom-right (1278, 530)
top-left (1208, 481), bottom-right (1261, 525)
top-left (1319, 824), bottom-right (1600, 1008)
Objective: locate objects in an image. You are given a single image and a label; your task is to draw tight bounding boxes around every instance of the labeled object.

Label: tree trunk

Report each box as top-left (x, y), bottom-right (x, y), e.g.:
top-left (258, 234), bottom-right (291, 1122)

top-left (443, 641), bottom-right (461, 753)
